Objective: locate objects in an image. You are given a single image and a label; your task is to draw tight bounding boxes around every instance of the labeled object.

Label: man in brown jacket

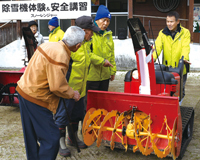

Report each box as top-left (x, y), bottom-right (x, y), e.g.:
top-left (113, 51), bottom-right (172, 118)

top-left (16, 26), bottom-right (85, 160)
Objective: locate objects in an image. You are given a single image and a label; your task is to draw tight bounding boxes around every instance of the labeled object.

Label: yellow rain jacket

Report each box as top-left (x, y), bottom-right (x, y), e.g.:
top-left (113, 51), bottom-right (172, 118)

top-left (49, 26), bottom-right (64, 42)
top-left (68, 41), bottom-right (91, 98)
top-left (87, 30), bottom-right (116, 81)
top-left (153, 24), bottom-right (190, 75)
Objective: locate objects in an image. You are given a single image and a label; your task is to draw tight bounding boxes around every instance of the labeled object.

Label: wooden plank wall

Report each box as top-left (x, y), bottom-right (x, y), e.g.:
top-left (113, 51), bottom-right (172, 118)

top-left (133, 0), bottom-right (188, 39)
top-left (0, 22), bottom-right (28, 48)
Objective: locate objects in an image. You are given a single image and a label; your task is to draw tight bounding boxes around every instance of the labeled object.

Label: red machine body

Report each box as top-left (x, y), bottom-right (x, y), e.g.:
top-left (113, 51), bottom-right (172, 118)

top-left (83, 18), bottom-right (194, 159)
top-left (86, 90), bottom-right (182, 154)
top-left (86, 49), bottom-right (182, 157)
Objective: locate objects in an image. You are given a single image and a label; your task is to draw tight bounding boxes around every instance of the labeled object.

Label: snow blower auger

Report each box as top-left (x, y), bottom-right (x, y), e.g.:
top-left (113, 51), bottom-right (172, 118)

top-left (82, 17), bottom-right (194, 160)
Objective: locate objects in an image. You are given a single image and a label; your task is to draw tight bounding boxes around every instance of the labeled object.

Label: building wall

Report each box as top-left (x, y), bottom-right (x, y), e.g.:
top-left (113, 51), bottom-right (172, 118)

top-left (133, 0), bottom-right (189, 39)
top-left (0, 22), bottom-right (28, 48)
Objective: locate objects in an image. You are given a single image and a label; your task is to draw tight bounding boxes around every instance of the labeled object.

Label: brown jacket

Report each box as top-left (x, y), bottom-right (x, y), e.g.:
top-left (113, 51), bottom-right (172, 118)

top-left (16, 41), bottom-right (74, 114)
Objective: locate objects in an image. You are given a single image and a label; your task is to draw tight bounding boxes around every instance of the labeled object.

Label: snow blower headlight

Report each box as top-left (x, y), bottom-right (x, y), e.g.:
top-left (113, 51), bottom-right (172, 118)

top-left (132, 70), bottom-right (138, 79)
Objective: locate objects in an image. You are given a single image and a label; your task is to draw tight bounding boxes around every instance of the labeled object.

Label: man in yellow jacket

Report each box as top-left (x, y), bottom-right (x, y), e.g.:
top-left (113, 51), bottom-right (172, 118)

top-left (153, 11), bottom-right (191, 100)
top-left (16, 26), bottom-right (85, 160)
top-left (54, 16), bottom-right (102, 157)
top-left (48, 17), bottom-right (64, 42)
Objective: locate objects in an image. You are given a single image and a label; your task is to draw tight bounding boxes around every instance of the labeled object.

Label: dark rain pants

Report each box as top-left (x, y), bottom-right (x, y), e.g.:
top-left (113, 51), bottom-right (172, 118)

top-left (54, 97), bottom-right (85, 128)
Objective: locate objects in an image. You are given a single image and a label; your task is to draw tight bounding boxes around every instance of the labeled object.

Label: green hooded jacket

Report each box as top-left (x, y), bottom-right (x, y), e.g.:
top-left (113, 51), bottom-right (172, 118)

top-left (87, 30), bottom-right (116, 81)
top-left (153, 24), bottom-right (190, 75)
top-left (49, 26), bottom-right (64, 42)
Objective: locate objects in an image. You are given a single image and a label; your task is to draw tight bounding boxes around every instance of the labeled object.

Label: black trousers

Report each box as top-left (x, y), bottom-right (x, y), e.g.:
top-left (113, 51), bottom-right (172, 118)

top-left (84, 79), bottom-right (110, 111)
top-left (86, 79), bottom-right (110, 91)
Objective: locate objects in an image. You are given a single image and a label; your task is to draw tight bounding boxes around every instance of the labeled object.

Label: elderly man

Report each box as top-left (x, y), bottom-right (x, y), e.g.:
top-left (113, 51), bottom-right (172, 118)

top-left (54, 15), bottom-right (102, 157)
top-left (16, 26), bottom-right (85, 160)
top-left (86, 5), bottom-right (116, 93)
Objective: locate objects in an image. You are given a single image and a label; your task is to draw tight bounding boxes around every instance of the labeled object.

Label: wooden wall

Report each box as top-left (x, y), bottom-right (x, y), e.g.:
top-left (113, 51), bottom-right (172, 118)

top-left (133, 0), bottom-right (189, 39)
top-left (0, 22), bottom-right (28, 48)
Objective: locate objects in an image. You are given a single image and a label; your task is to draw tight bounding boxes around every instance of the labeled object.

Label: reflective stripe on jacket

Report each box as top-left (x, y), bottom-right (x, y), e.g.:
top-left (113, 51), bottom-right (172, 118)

top-left (87, 30), bottom-right (116, 81)
top-left (153, 25), bottom-right (190, 75)
top-left (49, 26), bottom-right (64, 42)
top-left (68, 40), bottom-right (91, 98)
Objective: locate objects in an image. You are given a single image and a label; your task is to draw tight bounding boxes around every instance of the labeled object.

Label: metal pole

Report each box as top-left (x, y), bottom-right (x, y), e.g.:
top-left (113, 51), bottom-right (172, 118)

top-left (12, 20), bottom-right (13, 41)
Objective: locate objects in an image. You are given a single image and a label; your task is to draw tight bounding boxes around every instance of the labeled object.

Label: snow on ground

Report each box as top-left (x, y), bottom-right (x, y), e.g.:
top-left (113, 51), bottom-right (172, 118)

top-left (0, 38), bottom-right (199, 70)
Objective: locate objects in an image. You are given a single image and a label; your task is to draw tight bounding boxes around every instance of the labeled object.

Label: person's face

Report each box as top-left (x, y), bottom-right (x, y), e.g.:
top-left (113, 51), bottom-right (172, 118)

top-left (83, 29), bottom-right (93, 41)
top-left (166, 16), bottom-right (180, 31)
top-left (96, 18), bottom-right (110, 31)
top-left (48, 25), bottom-right (55, 31)
top-left (30, 25), bottom-right (37, 35)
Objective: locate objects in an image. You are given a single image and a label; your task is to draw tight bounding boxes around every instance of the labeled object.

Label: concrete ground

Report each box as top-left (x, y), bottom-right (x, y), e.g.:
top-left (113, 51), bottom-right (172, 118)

top-left (0, 71), bottom-right (200, 160)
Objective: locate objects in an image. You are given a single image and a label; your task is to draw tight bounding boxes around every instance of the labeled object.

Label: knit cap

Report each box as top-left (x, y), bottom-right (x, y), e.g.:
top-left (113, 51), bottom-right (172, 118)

top-left (48, 17), bottom-right (59, 27)
top-left (95, 5), bottom-right (111, 21)
top-left (28, 21), bottom-right (38, 28)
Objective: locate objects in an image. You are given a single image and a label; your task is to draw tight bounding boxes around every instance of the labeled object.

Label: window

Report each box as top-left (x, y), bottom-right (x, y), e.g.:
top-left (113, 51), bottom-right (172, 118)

top-left (39, 20), bottom-right (49, 37)
top-left (60, 19), bottom-right (71, 32)
top-left (92, 0), bottom-right (128, 38)
top-left (108, 0), bottom-right (127, 12)
top-left (91, 0), bottom-right (105, 12)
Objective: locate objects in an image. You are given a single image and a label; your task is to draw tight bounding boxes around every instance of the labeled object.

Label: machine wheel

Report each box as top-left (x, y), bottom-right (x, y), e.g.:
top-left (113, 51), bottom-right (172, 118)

top-left (135, 113), bottom-right (153, 156)
top-left (151, 116), bottom-right (171, 158)
top-left (82, 109), bottom-right (108, 146)
top-left (110, 111), bottom-right (128, 151)
top-left (0, 83), bottom-right (18, 105)
top-left (82, 108), bottom-right (96, 135)
top-left (7, 83), bottom-right (17, 105)
top-left (96, 110), bottom-right (118, 147)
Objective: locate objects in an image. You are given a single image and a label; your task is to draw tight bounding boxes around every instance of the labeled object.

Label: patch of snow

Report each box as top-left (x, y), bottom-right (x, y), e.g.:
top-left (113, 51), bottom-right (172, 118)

top-left (0, 38), bottom-right (200, 71)
top-left (114, 39), bottom-right (136, 70)
top-left (0, 39), bottom-right (24, 69)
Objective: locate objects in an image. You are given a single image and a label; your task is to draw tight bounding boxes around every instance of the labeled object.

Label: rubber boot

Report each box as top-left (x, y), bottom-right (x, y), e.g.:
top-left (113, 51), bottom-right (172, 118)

top-left (67, 123), bottom-right (87, 149)
top-left (58, 127), bottom-right (71, 157)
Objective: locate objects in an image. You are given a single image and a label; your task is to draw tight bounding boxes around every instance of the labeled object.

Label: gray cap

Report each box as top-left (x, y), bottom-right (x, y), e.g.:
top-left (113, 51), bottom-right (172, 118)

top-left (75, 16), bottom-right (100, 32)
